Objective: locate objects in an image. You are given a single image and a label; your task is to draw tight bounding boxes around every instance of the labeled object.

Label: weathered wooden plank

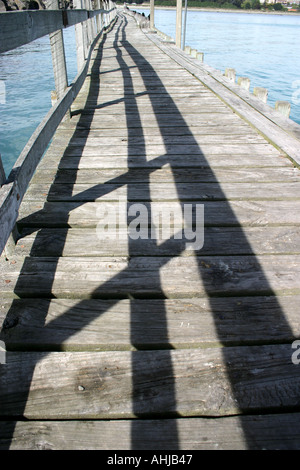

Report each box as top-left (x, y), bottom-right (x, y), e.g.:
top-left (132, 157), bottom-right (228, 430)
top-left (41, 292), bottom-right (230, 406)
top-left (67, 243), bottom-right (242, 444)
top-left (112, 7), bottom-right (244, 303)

top-left (61, 112), bottom-right (248, 129)
top-left (16, 200), bottom-right (300, 229)
top-left (72, 97), bottom-right (242, 113)
top-left (50, 133), bottom-right (271, 147)
top-left (74, 96), bottom-right (227, 107)
top-left (50, 143), bottom-right (280, 158)
top-left (13, 226), bottom-right (300, 258)
top-left (1, 295), bottom-right (299, 350)
top-left (0, 8), bottom-right (115, 53)
top-left (88, 78), bottom-right (213, 88)
top-left (1, 413), bottom-right (300, 449)
top-left (22, 182), bottom-right (300, 204)
top-left (54, 125), bottom-right (256, 137)
top-left (36, 154), bottom-right (291, 171)
top-left (0, 10), bottom-right (71, 53)
top-left (31, 167), bottom-right (300, 185)
top-left (0, 345), bottom-right (298, 418)
top-left (74, 102), bottom-right (230, 114)
top-left (1, 254), bottom-right (300, 298)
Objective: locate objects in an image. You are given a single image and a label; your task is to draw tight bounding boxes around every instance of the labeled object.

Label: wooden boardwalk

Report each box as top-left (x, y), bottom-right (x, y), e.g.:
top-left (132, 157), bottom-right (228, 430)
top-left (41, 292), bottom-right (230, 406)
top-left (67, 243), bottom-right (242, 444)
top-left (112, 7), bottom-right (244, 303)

top-left (1, 10), bottom-right (300, 449)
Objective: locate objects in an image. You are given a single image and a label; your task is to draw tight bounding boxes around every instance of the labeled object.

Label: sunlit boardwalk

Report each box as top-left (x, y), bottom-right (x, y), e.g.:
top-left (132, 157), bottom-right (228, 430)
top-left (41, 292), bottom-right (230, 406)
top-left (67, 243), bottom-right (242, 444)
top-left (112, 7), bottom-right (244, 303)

top-left (1, 9), bottom-right (300, 450)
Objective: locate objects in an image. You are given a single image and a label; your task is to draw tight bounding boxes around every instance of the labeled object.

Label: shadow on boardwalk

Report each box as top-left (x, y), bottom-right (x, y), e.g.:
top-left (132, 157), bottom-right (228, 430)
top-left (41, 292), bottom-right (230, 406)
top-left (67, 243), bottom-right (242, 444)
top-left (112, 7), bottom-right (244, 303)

top-left (0, 13), bottom-right (299, 449)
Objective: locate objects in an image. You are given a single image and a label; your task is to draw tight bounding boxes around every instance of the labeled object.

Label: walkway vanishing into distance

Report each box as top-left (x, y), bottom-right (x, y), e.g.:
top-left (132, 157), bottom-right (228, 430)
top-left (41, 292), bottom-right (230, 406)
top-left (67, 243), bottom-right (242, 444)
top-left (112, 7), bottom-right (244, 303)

top-left (1, 10), bottom-right (300, 449)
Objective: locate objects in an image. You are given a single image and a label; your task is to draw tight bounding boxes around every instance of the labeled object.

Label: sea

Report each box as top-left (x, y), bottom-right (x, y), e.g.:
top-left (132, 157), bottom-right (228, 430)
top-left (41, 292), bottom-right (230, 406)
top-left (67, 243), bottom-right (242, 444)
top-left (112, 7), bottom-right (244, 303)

top-left (0, 7), bottom-right (300, 177)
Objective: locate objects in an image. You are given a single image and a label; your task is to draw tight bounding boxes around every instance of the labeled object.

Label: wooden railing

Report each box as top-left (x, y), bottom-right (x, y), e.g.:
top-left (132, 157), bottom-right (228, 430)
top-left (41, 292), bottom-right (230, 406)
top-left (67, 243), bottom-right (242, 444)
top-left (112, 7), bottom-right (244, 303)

top-left (0, 1), bottom-right (117, 256)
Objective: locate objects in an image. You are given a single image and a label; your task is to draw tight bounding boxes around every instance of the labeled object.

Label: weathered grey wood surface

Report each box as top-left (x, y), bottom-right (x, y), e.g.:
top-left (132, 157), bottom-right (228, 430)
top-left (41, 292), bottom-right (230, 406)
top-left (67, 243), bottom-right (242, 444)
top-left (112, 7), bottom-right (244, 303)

top-left (0, 7), bottom-right (116, 54)
top-left (1, 10), bottom-right (300, 450)
top-left (1, 295), bottom-right (300, 350)
top-left (0, 346), bottom-right (299, 419)
top-left (1, 413), bottom-right (300, 450)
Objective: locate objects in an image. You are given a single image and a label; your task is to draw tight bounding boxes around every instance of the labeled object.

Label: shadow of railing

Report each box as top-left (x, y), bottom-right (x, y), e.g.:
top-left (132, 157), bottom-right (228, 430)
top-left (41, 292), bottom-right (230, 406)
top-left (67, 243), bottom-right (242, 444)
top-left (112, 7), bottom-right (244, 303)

top-left (0, 13), bottom-right (299, 450)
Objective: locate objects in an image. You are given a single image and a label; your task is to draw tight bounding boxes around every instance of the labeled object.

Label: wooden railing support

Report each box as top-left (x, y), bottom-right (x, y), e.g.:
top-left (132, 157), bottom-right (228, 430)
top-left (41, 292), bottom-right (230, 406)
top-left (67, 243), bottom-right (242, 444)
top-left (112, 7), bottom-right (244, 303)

top-left (86, 0), bottom-right (96, 46)
top-left (49, 0), bottom-right (68, 103)
top-left (238, 77), bottom-right (251, 91)
top-left (74, 0), bottom-right (88, 69)
top-left (95, 0), bottom-right (103, 34)
top-left (150, 0), bottom-right (154, 30)
top-left (253, 86), bottom-right (268, 103)
top-left (225, 68), bottom-right (236, 83)
top-left (175, 0), bottom-right (182, 49)
top-left (275, 101), bottom-right (291, 118)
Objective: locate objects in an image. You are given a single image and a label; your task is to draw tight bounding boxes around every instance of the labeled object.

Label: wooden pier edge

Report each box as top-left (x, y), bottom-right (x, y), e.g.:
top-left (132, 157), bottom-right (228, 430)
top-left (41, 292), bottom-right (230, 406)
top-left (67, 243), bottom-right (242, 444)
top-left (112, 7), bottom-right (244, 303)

top-left (136, 12), bottom-right (300, 167)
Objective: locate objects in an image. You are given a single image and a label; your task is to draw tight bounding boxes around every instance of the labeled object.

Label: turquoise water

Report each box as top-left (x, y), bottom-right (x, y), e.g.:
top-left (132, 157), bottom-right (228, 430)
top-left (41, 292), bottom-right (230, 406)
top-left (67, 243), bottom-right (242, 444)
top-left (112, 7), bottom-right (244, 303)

top-left (0, 11), bottom-right (300, 177)
top-left (0, 26), bottom-right (77, 178)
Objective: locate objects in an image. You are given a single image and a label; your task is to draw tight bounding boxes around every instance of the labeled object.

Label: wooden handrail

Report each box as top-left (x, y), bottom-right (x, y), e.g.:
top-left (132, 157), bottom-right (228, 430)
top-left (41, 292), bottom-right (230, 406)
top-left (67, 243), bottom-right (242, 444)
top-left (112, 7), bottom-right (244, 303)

top-left (0, 3), bottom-right (117, 256)
top-left (0, 7), bottom-right (116, 54)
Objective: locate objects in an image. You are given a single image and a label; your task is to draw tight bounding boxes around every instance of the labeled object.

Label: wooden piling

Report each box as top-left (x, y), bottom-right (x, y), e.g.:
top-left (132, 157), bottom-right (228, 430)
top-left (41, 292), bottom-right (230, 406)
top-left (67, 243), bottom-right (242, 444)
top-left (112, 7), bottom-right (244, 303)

top-left (175, 0), bottom-right (182, 49)
top-left (275, 101), bottom-right (291, 118)
top-left (238, 77), bottom-right (250, 91)
top-left (196, 52), bottom-right (204, 62)
top-left (225, 68), bottom-right (236, 83)
top-left (253, 86), bottom-right (268, 103)
top-left (150, 0), bottom-right (154, 30)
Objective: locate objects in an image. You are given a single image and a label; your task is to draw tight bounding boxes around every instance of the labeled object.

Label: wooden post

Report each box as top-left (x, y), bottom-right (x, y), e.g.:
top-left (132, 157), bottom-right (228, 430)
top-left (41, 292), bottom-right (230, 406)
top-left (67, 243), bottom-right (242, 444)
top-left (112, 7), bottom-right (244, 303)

top-left (96, 0), bottom-right (102, 34)
top-left (175, 0), bottom-right (182, 49)
top-left (196, 52), bottom-right (204, 62)
top-left (86, 0), bottom-right (96, 46)
top-left (182, 0), bottom-right (187, 50)
top-left (74, 0), bottom-right (88, 70)
top-left (150, 0), bottom-right (155, 30)
top-left (225, 68), bottom-right (236, 83)
top-left (49, 0), bottom-right (68, 102)
top-left (103, 0), bottom-right (108, 28)
top-left (275, 101), bottom-right (291, 118)
top-left (253, 87), bottom-right (268, 103)
top-left (238, 77), bottom-right (250, 91)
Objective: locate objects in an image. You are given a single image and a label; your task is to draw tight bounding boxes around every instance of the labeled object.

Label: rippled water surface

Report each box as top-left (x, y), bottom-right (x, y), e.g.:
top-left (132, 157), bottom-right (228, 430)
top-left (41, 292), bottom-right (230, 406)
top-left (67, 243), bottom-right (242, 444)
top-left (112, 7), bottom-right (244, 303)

top-left (0, 26), bottom-right (77, 177)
